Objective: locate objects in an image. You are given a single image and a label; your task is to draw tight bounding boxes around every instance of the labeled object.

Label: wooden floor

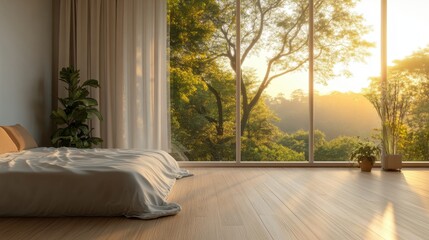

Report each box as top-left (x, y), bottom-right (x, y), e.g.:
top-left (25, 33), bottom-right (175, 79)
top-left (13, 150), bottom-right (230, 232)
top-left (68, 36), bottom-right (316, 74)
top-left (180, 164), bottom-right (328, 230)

top-left (1, 168), bottom-right (429, 240)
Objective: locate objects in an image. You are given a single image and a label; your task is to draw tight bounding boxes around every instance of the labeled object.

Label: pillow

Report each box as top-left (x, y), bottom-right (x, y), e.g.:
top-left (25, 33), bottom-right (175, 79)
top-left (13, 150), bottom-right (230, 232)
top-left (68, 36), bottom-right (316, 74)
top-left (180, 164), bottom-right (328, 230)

top-left (0, 127), bottom-right (19, 154)
top-left (1, 124), bottom-right (38, 151)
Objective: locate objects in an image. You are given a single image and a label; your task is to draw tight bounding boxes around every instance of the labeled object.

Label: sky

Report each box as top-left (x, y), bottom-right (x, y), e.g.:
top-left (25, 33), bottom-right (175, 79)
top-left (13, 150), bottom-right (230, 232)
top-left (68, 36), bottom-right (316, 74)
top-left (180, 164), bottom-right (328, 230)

top-left (245, 0), bottom-right (429, 98)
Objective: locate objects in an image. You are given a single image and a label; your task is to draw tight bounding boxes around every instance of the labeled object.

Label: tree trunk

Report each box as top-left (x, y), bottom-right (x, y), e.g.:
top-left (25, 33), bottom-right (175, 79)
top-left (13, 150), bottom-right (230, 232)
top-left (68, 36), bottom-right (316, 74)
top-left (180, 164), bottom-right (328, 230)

top-left (239, 76), bottom-right (266, 136)
top-left (241, 105), bottom-right (250, 136)
top-left (205, 80), bottom-right (224, 136)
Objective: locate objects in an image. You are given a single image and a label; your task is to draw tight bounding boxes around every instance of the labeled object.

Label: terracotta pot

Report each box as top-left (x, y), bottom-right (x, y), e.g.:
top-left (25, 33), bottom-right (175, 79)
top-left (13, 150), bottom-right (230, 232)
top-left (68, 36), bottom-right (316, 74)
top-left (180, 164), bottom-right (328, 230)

top-left (360, 159), bottom-right (373, 172)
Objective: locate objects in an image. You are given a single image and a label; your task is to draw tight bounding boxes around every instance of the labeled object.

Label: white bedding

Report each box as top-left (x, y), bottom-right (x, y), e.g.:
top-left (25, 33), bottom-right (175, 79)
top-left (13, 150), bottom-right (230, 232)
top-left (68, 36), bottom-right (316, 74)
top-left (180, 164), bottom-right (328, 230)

top-left (0, 147), bottom-right (191, 219)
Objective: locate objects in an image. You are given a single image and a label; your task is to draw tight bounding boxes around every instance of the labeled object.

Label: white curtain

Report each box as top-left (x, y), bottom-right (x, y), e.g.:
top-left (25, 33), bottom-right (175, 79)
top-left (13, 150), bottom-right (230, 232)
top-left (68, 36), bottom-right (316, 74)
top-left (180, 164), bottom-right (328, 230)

top-left (54, 0), bottom-right (170, 151)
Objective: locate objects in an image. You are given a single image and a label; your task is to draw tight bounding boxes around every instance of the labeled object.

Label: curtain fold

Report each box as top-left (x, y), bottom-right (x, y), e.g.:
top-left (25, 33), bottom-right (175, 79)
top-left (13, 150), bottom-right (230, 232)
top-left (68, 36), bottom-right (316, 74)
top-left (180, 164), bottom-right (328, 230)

top-left (54, 0), bottom-right (170, 151)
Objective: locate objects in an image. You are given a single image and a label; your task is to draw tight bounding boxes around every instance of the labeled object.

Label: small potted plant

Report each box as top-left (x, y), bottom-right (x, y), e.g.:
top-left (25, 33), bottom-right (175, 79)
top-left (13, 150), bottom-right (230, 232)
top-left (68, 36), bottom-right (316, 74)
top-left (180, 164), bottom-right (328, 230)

top-left (350, 141), bottom-right (380, 172)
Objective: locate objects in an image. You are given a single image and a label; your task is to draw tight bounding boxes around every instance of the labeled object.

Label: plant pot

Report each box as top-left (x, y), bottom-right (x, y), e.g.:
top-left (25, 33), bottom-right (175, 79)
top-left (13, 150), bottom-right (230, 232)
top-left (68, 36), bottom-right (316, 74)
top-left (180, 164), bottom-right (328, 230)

top-left (382, 154), bottom-right (402, 171)
top-left (360, 159), bottom-right (373, 172)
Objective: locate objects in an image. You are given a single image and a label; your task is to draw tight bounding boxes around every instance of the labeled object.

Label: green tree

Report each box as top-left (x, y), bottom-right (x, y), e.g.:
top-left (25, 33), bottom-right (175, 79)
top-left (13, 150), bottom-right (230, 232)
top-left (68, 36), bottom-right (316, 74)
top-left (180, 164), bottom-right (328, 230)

top-left (392, 47), bottom-right (429, 160)
top-left (169, 0), bottom-right (236, 160)
top-left (242, 139), bottom-right (305, 161)
top-left (315, 136), bottom-right (362, 161)
top-left (241, 74), bottom-right (305, 161)
top-left (215, 0), bottom-right (372, 134)
top-left (279, 129), bottom-right (326, 160)
top-left (169, 0), bottom-right (372, 161)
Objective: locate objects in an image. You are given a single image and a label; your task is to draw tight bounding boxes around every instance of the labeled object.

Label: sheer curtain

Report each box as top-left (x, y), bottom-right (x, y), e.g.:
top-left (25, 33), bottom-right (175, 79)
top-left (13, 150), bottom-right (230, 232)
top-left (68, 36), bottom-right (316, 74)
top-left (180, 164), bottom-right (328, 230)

top-left (53, 0), bottom-right (170, 151)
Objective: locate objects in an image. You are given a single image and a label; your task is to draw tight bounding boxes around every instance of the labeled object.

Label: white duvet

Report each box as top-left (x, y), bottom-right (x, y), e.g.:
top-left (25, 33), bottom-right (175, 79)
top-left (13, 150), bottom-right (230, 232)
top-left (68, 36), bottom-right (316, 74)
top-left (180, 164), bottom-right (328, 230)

top-left (0, 147), bottom-right (191, 219)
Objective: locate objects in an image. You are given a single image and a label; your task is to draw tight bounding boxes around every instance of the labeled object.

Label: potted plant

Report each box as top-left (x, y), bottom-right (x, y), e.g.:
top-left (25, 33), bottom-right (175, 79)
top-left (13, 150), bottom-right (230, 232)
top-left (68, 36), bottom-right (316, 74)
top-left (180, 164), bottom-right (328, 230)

top-left (51, 66), bottom-right (103, 148)
top-left (350, 141), bottom-right (380, 172)
top-left (365, 74), bottom-right (411, 170)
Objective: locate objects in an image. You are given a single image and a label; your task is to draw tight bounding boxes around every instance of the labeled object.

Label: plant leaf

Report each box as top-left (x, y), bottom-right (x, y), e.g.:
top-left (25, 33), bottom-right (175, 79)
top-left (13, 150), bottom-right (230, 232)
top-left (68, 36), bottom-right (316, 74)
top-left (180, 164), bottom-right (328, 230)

top-left (71, 108), bottom-right (88, 122)
top-left (90, 137), bottom-right (103, 146)
top-left (87, 108), bottom-right (103, 121)
top-left (78, 98), bottom-right (98, 107)
top-left (82, 79), bottom-right (100, 88)
top-left (51, 109), bottom-right (68, 125)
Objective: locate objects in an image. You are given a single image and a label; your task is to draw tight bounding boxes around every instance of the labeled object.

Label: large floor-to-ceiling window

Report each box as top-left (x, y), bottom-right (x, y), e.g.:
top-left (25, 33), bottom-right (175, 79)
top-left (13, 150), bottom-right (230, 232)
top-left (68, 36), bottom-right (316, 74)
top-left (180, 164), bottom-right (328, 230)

top-left (238, 0), bottom-right (310, 162)
top-left (168, 0), bottom-right (237, 161)
top-left (384, 0), bottom-right (429, 162)
top-left (169, 0), bottom-right (429, 163)
top-left (314, 0), bottom-right (381, 162)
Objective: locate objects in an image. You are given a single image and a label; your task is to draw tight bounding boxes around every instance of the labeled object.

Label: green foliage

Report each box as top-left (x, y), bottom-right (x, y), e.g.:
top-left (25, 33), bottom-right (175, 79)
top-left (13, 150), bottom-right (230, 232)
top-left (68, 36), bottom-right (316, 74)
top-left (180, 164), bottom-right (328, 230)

top-left (242, 139), bottom-right (305, 161)
top-left (316, 136), bottom-right (363, 161)
top-left (398, 47), bottom-right (429, 160)
top-left (51, 66), bottom-right (103, 148)
top-left (168, 0), bottom-right (375, 161)
top-left (279, 130), bottom-right (326, 160)
top-left (365, 47), bottom-right (428, 157)
top-left (350, 141), bottom-right (380, 165)
top-left (169, 0), bottom-right (235, 161)
top-left (364, 73), bottom-right (415, 155)
top-left (401, 130), bottom-right (429, 161)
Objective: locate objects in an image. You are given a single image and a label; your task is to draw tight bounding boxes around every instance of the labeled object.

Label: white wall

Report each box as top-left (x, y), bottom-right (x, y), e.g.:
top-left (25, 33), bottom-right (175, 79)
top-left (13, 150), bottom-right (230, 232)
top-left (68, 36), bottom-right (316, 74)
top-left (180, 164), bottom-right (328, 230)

top-left (0, 0), bottom-right (52, 146)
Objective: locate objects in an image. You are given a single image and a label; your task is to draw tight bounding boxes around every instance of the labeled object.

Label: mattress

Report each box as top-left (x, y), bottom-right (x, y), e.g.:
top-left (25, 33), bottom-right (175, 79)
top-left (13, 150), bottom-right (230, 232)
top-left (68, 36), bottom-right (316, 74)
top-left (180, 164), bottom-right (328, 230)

top-left (0, 147), bottom-right (191, 219)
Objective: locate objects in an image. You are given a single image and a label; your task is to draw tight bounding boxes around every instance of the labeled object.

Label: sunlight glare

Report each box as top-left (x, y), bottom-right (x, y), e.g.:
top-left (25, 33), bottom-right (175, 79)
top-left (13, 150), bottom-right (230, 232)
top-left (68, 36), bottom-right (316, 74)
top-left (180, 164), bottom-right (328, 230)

top-left (366, 202), bottom-right (397, 240)
top-left (251, 0), bottom-right (429, 98)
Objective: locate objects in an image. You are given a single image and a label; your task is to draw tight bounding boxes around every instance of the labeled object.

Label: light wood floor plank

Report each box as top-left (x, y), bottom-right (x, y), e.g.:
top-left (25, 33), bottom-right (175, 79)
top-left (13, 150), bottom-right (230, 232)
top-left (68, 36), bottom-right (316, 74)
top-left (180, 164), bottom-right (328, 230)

top-left (0, 168), bottom-right (428, 240)
top-left (223, 170), bottom-right (272, 240)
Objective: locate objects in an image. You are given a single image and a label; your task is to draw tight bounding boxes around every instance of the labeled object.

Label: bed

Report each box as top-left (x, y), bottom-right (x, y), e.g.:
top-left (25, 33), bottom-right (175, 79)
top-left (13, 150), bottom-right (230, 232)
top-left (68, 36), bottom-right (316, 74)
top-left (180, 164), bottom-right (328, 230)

top-left (0, 125), bottom-right (191, 219)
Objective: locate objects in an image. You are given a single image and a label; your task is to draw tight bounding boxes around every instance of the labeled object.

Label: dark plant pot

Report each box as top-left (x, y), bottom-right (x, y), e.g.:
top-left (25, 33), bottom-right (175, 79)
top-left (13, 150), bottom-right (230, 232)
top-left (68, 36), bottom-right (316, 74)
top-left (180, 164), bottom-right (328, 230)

top-left (360, 159), bottom-right (373, 172)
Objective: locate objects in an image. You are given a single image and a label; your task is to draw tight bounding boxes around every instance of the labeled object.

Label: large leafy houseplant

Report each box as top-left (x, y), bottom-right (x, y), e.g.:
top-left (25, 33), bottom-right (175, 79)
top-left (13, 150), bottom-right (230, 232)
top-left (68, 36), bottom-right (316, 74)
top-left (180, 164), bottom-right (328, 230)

top-left (51, 66), bottom-right (103, 148)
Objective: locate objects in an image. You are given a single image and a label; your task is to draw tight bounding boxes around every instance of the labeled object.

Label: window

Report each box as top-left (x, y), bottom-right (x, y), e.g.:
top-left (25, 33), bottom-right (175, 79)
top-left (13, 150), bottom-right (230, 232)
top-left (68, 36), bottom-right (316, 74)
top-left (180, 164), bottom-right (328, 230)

top-left (239, 0), bottom-right (309, 161)
top-left (168, 0), bottom-right (429, 163)
top-left (314, 0), bottom-right (381, 162)
top-left (168, 0), bottom-right (236, 161)
top-left (384, 0), bottom-right (429, 161)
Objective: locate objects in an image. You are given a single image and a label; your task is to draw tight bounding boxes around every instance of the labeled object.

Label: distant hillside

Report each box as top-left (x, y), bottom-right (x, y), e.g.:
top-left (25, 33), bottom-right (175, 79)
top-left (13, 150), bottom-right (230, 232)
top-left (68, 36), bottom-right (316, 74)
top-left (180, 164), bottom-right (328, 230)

top-left (267, 91), bottom-right (380, 139)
